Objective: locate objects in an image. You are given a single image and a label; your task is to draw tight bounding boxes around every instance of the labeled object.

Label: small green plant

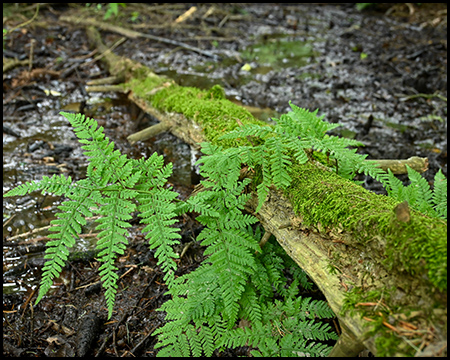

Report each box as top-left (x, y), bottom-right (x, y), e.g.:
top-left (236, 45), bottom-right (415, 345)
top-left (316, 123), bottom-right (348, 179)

top-left (3, 28), bottom-right (8, 49)
top-left (103, 3), bottom-right (126, 20)
top-left (85, 3), bottom-right (126, 20)
top-left (219, 101), bottom-right (389, 211)
top-left (130, 11), bottom-right (140, 22)
top-left (356, 3), bottom-right (376, 11)
top-left (384, 166), bottom-right (447, 219)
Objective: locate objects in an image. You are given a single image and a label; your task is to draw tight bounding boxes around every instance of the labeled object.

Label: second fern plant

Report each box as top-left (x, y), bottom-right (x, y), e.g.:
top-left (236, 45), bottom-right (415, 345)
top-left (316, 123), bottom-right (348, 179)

top-left (5, 112), bottom-right (183, 319)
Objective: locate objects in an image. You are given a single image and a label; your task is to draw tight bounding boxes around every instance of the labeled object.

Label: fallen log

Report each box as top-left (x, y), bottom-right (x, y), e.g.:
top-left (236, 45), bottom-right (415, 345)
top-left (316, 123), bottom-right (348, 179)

top-left (71, 22), bottom-right (446, 357)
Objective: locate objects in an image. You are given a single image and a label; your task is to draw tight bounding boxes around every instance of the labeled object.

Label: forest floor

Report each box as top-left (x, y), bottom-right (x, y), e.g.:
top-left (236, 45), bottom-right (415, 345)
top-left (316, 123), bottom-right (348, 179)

top-left (3, 3), bottom-right (447, 356)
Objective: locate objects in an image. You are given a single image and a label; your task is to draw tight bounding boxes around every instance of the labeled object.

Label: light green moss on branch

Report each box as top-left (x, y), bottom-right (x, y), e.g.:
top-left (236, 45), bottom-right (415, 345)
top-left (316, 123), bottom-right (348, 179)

top-left (124, 78), bottom-right (261, 147)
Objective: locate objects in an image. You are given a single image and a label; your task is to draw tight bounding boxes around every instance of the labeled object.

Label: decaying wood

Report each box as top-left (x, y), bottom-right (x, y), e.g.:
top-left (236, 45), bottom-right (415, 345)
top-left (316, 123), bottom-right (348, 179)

top-left (127, 122), bottom-right (172, 145)
top-left (128, 94), bottom-right (204, 149)
top-left (86, 75), bottom-right (122, 86)
top-left (74, 23), bottom-right (446, 357)
top-left (85, 85), bottom-right (126, 93)
top-left (3, 57), bottom-right (30, 73)
top-left (367, 156), bottom-right (428, 174)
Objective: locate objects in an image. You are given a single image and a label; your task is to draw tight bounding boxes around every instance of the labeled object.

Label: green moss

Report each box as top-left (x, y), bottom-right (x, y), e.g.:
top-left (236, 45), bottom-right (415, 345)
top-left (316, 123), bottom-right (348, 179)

top-left (286, 161), bottom-right (447, 292)
top-left (123, 75), bottom-right (261, 147)
top-left (383, 215), bottom-right (447, 291)
top-left (287, 161), bottom-right (396, 229)
top-left (140, 83), bottom-right (261, 147)
top-left (341, 287), bottom-right (393, 316)
top-left (208, 84), bottom-right (227, 100)
top-left (124, 74), bottom-right (172, 94)
top-left (341, 287), bottom-right (420, 356)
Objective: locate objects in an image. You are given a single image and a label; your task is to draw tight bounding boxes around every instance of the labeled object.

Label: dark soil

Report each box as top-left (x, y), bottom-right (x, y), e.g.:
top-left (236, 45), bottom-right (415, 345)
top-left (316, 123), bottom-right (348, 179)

top-left (3, 3), bottom-right (447, 357)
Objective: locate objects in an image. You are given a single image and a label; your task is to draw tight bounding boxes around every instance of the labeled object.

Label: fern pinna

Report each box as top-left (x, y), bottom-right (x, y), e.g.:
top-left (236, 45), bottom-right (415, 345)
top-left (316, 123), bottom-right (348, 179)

top-left (4, 112), bottom-right (181, 319)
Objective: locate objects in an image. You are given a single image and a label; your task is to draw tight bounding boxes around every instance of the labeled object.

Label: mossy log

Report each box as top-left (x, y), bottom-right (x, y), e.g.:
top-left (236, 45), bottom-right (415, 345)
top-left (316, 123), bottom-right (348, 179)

top-left (76, 23), bottom-right (447, 357)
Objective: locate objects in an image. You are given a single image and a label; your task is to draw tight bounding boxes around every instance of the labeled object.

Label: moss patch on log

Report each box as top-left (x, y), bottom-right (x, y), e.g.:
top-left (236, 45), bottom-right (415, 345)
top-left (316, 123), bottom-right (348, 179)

top-left (287, 161), bottom-right (447, 356)
top-left (125, 70), bottom-right (446, 293)
top-left (124, 78), bottom-right (261, 147)
top-left (288, 161), bottom-right (446, 292)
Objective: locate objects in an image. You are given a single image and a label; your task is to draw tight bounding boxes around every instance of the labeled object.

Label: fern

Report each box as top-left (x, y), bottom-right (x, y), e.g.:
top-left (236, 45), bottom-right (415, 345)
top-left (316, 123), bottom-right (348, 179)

top-left (154, 180), bottom-right (336, 357)
top-left (432, 169), bottom-right (447, 219)
top-left (385, 166), bottom-right (447, 219)
top-left (219, 294), bottom-right (337, 357)
top-left (220, 101), bottom-right (388, 211)
top-left (5, 112), bottom-right (182, 319)
top-left (190, 144), bottom-right (261, 327)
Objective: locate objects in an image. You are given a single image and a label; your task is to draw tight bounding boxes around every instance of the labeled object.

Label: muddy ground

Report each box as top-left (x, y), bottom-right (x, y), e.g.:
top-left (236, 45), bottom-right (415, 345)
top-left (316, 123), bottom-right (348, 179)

top-left (3, 3), bottom-right (447, 357)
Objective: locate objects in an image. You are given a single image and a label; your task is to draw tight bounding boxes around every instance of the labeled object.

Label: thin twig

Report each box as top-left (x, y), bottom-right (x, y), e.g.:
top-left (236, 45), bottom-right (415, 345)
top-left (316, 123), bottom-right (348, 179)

top-left (60, 15), bottom-right (220, 60)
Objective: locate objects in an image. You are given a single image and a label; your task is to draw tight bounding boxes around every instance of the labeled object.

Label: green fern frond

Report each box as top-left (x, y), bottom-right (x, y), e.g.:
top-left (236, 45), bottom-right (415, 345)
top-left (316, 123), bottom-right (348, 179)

top-left (384, 166), bottom-right (447, 219)
top-left (432, 169), bottom-right (447, 219)
top-left (196, 143), bottom-right (243, 189)
top-left (238, 282), bottom-right (262, 325)
top-left (198, 324), bottom-right (216, 357)
top-left (286, 102), bottom-right (339, 138)
top-left (219, 123), bottom-right (273, 141)
top-left (61, 112), bottom-right (135, 188)
top-left (253, 256), bottom-right (282, 299)
top-left (95, 190), bottom-right (135, 318)
top-left (7, 112), bottom-right (183, 320)
top-left (384, 169), bottom-right (406, 200)
top-left (266, 137), bottom-right (292, 188)
top-left (406, 165), bottom-right (435, 215)
top-left (137, 186), bottom-right (181, 288)
top-left (199, 225), bottom-right (258, 326)
top-left (220, 297), bottom-right (337, 356)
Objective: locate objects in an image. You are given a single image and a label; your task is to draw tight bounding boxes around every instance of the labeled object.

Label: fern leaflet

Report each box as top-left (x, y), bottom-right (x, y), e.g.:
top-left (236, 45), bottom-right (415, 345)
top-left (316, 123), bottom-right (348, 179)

top-left (432, 169), bottom-right (447, 219)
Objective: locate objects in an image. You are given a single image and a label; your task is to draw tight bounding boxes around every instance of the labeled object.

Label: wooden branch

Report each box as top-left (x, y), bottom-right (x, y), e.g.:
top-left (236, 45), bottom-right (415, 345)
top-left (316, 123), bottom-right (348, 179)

top-left (326, 155), bottom-right (428, 174)
top-left (127, 122), bottom-right (172, 144)
top-left (86, 76), bottom-right (122, 86)
top-left (60, 15), bottom-right (220, 60)
top-left (85, 85), bottom-right (126, 93)
top-left (3, 57), bottom-right (30, 73)
top-left (369, 156), bottom-right (428, 174)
